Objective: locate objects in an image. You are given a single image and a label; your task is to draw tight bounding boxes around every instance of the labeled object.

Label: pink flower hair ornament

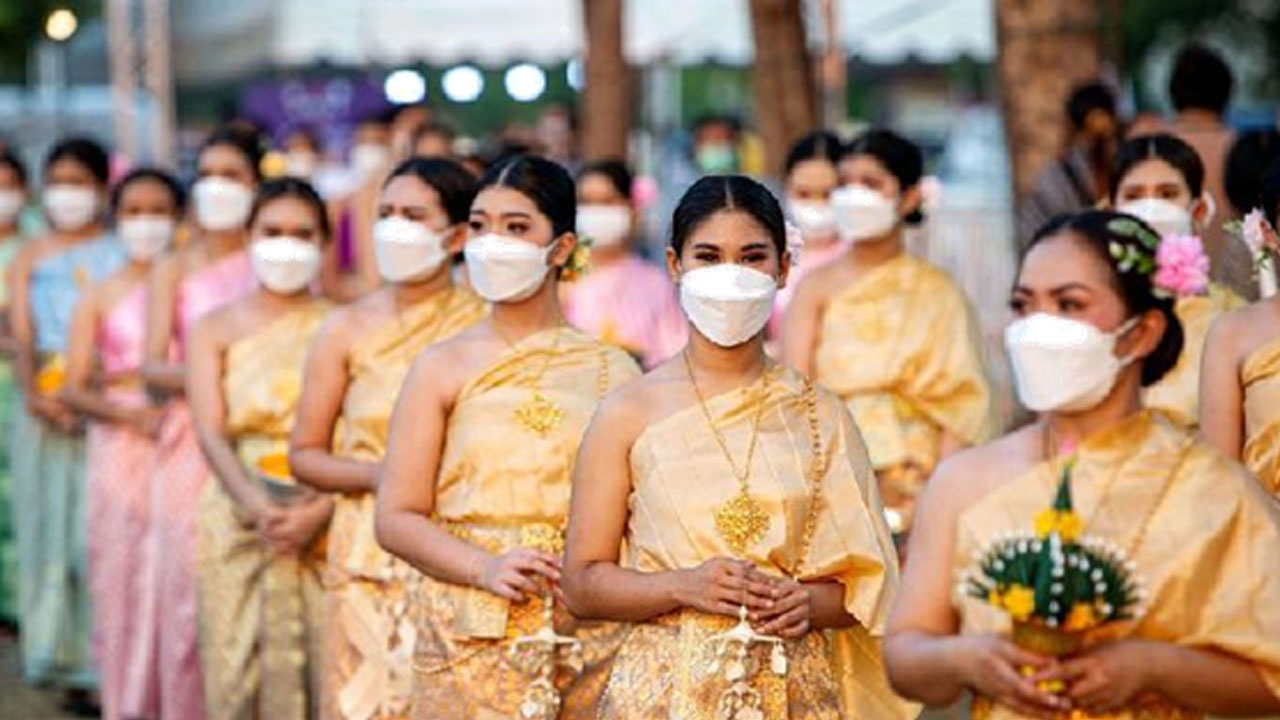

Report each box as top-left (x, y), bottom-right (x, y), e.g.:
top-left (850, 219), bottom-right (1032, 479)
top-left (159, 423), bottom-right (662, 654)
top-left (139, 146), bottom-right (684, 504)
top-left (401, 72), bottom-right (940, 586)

top-left (1106, 217), bottom-right (1208, 299)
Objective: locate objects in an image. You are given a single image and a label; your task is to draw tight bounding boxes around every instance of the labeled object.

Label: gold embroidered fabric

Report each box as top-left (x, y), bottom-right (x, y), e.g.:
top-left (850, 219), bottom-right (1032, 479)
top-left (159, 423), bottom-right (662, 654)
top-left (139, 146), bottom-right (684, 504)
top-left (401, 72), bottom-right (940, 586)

top-left (953, 412), bottom-right (1280, 720)
top-left (1242, 333), bottom-right (1280, 494)
top-left (606, 367), bottom-right (917, 720)
top-left (811, 253), bottom-right (997, 518)
top-left (1141, 284), bottom-right (1243, 429)
top-left (196, 302), bottom-right (330, 720)
top-left (410, 328), bottom-right (640, 719)
top-left (323, 289), bottom-right (485, 720)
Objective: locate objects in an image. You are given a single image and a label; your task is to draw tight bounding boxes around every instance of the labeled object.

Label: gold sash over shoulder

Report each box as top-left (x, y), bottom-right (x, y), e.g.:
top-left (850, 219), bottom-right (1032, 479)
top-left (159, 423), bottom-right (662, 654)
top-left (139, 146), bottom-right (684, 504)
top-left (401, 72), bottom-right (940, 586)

top-left (601, 366), bottom-right (917, 720)
top-left (410, 327), bottom-right (639, 720)
top-left (1242, 333), bottom-right (1280, 494)
top-left (323, 288), bottom-right (485, 720)
top-left (812, 253), bottom-right (996, 514)
top-left (953, 412), bottom-right (1280, 720)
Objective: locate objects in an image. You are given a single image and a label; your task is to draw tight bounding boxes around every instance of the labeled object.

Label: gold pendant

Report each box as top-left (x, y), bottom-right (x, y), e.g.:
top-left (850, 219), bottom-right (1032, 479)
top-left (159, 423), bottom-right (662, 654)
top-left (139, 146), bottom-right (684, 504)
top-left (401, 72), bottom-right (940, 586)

top-left (514, 391), bottom-right (564, 436)
top-left (714, 488), bottom-right (771, 555)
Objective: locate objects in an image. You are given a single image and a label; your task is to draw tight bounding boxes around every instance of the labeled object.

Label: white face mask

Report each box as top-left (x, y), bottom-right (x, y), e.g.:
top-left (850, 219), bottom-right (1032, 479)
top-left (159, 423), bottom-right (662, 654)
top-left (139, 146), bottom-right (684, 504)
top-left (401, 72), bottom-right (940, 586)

top-left (285, 152), bottom-right (319, 179)
top-left (464, 233), bottom-right (556, 303)
top-left (576, 205), bottom-right (631, 248)
top-left (44, 185), bottom-right (100, 231)
top-left (1005, 313), bottom-right (1139, 413)
top-left (0, 189), bottom-right (25, 224)
top-left (1116, 198), bottom-right (1192, 237)
top-left (249, 236), bottom-right (320, 294)
top-left (351, 144), bottom-right (390, 177)
top-left (787, 199), bottom-right (838, 240)
top-left (830, 184), bottom-right (898, 242)
top-left (193, 177), bottom-right (254, 231)
top-left (374, 216), bottom-right (448, 283)
top-left (679, 263), bottom-right (777, 348)
top-left (118, 215), bottom-right (175, 261)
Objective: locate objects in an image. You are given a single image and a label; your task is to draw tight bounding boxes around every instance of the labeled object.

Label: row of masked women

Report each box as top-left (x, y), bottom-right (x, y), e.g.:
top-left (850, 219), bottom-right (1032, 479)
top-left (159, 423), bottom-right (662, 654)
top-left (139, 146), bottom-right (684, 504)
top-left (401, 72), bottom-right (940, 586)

top-left (0, 119), bottom-right (1277, 720)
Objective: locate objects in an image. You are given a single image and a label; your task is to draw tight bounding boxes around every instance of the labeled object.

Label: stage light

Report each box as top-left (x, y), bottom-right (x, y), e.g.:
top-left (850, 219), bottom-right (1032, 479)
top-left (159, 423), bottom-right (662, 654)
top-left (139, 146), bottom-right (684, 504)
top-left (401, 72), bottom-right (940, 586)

top-left (505, 63), bottom-right (547, 102)
top-left (442, 66), bottom-right (484, 103)
top-left (384, 69), bottom-right (427, 104)
top-left (45, 8), bottom-right (78, 42)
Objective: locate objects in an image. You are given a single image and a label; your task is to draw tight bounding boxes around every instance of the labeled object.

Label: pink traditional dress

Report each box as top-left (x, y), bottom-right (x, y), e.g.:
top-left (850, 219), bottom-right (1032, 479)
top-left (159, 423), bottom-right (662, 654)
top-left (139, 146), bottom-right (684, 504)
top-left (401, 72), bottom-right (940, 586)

top-left (148, 250), bottom-right (256, 719)
top-left (86, 282), bottom-right (160, 720)
top-left (561, 254), bottom-right (686, 369)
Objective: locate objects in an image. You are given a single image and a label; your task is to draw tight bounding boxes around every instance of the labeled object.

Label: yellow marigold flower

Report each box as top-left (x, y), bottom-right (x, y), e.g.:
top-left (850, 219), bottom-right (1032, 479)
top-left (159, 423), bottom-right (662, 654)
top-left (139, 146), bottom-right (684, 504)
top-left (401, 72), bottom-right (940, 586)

top-left (987, 589), bottom-right (1003, 608)
top-left (1034, 509), bottom-right (1057, 539)
top-left (1003, 584), bottom-right (1035, 622)
top-left (257, 453), bottom-right (292, 480)
top-left (35, 355), bottom-right (67, 395)
top-left (1064, 603), bottom-right (1098, 632)
top-left (1056, 511), bottom-right (1083, 542)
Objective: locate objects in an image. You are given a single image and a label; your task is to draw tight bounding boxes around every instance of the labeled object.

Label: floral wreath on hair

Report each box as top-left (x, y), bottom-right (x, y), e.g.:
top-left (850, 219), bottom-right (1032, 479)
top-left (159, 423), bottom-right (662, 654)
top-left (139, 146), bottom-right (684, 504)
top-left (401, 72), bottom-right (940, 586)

top-left (1225, 209), bottom-right (1280, 280)
top-left (1105, 217), bottom-right (1209, 299)
top-left (559, 235), bottom-right (593, 282)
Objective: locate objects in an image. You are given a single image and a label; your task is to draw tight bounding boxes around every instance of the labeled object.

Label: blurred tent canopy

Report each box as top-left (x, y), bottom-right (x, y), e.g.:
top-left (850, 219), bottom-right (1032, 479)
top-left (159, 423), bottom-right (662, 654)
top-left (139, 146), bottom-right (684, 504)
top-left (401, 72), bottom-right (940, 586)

top-left (173, 0), bottom-right (995, 84)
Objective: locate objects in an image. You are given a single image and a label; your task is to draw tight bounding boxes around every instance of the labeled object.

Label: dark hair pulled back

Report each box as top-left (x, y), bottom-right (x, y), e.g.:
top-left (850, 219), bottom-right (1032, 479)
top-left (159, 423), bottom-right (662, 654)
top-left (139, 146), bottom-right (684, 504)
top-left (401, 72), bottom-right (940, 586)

top-left (384, 157), bottom-right (477, 224)
top-left (476, 155), bottom-right (576, 237)
top-left (670, 175), bottom-right (786, 258)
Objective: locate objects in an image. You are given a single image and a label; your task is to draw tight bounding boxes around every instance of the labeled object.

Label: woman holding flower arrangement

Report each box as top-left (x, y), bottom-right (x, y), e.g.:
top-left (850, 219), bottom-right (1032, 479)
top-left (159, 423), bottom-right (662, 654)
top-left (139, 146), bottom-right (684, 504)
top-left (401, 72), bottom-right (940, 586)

top-left (1200, 162), bottom-right (1280, 493)
top-left (884, 210), bottom-right (1280, 719)
top-left (1109, 133), bottom-right (1245, 429)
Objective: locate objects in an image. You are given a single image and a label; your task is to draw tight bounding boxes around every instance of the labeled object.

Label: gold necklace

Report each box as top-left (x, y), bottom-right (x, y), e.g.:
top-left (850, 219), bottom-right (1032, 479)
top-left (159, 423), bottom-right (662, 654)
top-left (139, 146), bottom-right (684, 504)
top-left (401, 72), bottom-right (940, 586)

top-left (495, 323), bottom-right (566, 436)
top-left (683, 350), bottom-right (772, 556)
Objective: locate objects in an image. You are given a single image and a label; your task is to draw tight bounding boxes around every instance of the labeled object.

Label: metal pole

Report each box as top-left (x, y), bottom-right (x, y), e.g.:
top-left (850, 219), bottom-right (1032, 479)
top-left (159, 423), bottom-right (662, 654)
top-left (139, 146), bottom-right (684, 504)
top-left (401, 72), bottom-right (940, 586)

top-left (107, 0), bottom-right (138, 161)
top-left (143, 0), bottom-right (177, 166)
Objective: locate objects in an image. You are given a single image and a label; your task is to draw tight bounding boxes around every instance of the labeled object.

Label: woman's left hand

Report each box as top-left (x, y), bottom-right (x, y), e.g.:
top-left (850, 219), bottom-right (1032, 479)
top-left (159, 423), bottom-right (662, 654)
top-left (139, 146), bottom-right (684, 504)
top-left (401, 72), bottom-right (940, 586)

top-left (1046, 640), bottom-right (1155, 714)
top-left (751, 578), bottom-right (811, 638)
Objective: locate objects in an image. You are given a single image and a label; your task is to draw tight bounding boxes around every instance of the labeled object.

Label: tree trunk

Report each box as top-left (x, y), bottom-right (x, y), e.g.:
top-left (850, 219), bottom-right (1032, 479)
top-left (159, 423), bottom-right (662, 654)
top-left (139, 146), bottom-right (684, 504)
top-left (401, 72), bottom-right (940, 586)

top-left (996, 0), bottom-right (1102, 198)
top-left (749, 0), bottom-right (817, 178)
top-left (581, 0), bottom-right (628, 161)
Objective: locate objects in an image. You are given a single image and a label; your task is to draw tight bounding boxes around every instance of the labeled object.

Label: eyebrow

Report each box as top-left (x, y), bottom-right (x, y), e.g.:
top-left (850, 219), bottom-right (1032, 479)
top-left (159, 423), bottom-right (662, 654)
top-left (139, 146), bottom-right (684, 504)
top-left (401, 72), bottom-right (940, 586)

top-left (1011, 282), bottom-right (1095, 295)
top-left (741, 242), bottom-right (771, 252)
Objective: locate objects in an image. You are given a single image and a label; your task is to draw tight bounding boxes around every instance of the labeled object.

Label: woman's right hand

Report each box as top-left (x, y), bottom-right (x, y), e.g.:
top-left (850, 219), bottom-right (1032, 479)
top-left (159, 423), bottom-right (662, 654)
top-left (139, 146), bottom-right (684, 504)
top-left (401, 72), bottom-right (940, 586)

top-left (675, 557), bottom-right (779, 617)
top-left (477, 548), bottom-right (561, 602)
top-left (949, 633), bottom-right (1069, 719)
top-left (128, 405), bottom-right (166, 439)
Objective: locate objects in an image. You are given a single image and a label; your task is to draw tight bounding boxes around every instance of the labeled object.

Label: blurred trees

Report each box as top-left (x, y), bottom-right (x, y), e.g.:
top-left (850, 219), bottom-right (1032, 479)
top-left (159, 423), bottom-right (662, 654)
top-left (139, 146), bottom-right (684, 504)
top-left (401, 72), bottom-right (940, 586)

top-left (748, 0), bottom-right (817, 177)
top-left (581, 0), bottom-right (629, 160)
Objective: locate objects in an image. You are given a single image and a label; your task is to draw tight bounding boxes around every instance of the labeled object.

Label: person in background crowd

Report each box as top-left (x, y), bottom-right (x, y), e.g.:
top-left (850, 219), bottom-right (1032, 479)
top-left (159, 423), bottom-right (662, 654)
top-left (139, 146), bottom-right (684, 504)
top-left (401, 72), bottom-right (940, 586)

top-left (562, 174), bottom-right (911, 720)
top-left (62, 168), bottom-right (183, 720)
top-left (1016, 82), bottom-right (1118, 245)
top-left (142, 125), bottom-right (264, 720)
top-left (1163, 43), bottom-right (1256, 297)
top-left (289, 157), bottom-right (486, 720)
top-left (283, 127), bottom-right (323, 181)
top-left (0, 149), bottom-right (28, 634)
top-left (8, 137), bottom-right (126, 710)
top-left (562, 158), bottom-right (686, 368)
top-left (691, 114), bottom-right (743, 175)
top-left (412, 122), bottom-right (456, 159)
top-left (349, 112), bottom-right (394, 182)
top-left (536, 104), bottom-right (579, 172)
top-left (1201, 156), bottom-right (1280, 494)
top-left (375, 155), bottom-right (640, 719)
top-left (389, 104), bottom-right (433, 161)
top-left (1108, 134), bottom-right (1244, 429)
top-left (784, 129), bottom-right (996, 539)
top-left (771, 130), bottom-right (847, 336)
top-left (188, 178), bottom-right (334, 720)
top-left (886, 210), bottom-right (1280, 720)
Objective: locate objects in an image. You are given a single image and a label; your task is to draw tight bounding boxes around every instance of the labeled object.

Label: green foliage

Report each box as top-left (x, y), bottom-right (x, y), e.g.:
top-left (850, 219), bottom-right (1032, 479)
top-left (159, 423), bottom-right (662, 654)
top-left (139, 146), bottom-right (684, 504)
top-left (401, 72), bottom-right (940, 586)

top-left (0, 1), bottom-right (99, 84)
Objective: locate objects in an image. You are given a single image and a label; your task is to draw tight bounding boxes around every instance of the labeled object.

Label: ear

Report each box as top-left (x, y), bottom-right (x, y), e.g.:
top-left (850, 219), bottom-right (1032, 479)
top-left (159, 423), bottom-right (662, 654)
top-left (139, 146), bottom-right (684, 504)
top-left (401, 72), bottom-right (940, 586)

top-left (898, 184), bottom-right (923, 220)
top-left (549, 231), bottom-right (576, 268)
top-left (1117, 309), bottom-right (1167, 361)
top-left (665, 246), bottom-right (681, 283)
top-left (1192, 192), bottom-right (1216, 230)
top-left (443, 223), bottom-right (468, 255)
top-left (777, 249), bottom-right (792, 290)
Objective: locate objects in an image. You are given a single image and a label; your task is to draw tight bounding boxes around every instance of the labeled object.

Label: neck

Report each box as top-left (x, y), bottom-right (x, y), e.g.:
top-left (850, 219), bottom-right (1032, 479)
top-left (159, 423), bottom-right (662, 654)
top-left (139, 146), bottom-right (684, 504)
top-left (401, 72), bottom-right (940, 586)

top-left (259, 287), bottom-right (313, 311)
top-left (202, 228), bottom-right (246, 254)
top-left (845, 230), bottom-right (903, 268)
top-left (1176, 108), bottom-right (1223, 128)
top-left (684, 330), bottom-right (767, 383)
top-left (1043, 377), bottom-right (1144, 452)
top-left (489, 279), bottom-right (564, 341)
top-left (393, 266), bottom-right (453, 308)
top-left (57, 223), bottom-right (104, 243)
top-left (589, 244), bottom-right (628, 266)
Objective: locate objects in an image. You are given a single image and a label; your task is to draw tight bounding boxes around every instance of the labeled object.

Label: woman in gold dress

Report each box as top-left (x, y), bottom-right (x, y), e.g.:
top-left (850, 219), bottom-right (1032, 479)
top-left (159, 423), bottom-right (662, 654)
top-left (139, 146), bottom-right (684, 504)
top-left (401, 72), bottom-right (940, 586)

top-left (885, 210), bottom-right (1280, 719)
top-left (1201, 168), bottom-right (1280, 494)
top-left (187, 178), bottom-right (335, 720)
top-left (374, 155), bottom-right (639, 720)
top-left (562, 175), bottom-right (912, 720)
top-left (288, 157), bottom-right (486, 720)
top-left (782, 129), bottom-right (996, 535)
top-left (1108, 133), bottom-right (1244, 429)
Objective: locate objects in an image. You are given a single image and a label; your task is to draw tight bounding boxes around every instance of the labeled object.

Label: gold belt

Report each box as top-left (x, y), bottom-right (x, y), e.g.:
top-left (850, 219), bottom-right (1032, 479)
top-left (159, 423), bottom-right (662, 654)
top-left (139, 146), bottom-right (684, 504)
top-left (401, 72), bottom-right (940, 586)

top-left (972, 695), bottom-right (1200, 720)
